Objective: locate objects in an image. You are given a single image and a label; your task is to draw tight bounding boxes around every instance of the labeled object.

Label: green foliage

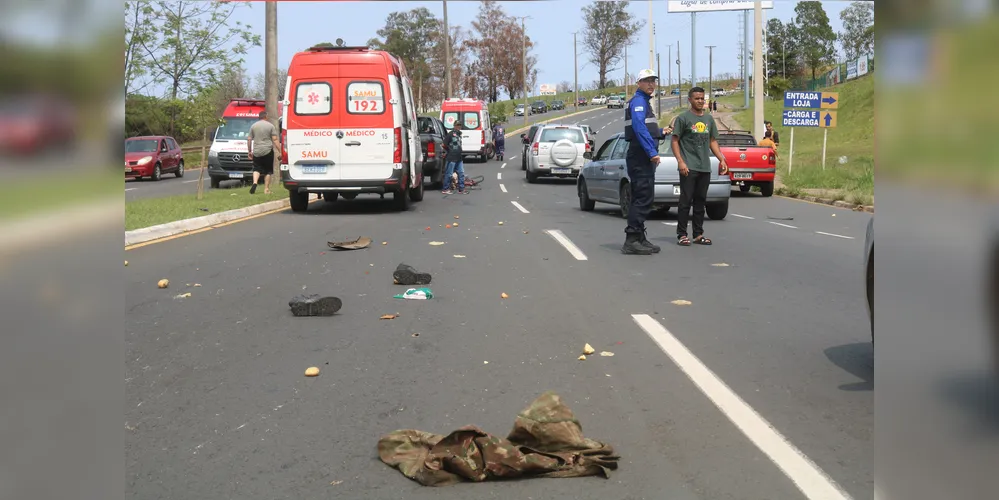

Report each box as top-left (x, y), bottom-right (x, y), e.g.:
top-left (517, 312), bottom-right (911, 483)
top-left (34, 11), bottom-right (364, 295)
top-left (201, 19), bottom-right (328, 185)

top-left (766, 77), bottom-right (792, 99)
top-left (839, 2), bottom-right (875, 60)
top-left (581, 1), bottom-right (645, 89)
top-left (793, 1), bottom-right (837, 81)
top-left (488, 101), bottom-right (509, 124)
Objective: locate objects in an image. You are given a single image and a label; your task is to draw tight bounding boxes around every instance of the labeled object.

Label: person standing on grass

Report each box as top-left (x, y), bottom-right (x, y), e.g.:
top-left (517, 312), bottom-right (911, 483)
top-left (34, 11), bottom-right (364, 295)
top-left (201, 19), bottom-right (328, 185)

top-left (441, 121), bottom-right (467, 195)
top-left (765, 120), bottom-right (780, 149)
top-left (247, 110), bottom-right (281, 195)
top-left (672, 87), bottom-right (729, 246)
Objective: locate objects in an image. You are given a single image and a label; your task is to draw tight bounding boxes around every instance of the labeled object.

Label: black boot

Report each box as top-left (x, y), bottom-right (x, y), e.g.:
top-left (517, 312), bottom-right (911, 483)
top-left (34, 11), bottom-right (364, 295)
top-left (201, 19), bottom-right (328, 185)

top-left (393, 263), bottom-right (432, 285)
top-left (621, 232), bottom-right (654, 255)
top-left (639, 230), bottom-right (661, 253)
top-left (289, 294), bottom-right (342, 316)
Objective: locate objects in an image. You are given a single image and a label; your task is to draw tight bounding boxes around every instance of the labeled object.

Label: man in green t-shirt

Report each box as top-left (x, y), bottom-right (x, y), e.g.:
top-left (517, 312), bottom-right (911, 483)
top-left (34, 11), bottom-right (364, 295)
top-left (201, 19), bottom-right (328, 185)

top-left (671, 87), bottom-right (728, 246)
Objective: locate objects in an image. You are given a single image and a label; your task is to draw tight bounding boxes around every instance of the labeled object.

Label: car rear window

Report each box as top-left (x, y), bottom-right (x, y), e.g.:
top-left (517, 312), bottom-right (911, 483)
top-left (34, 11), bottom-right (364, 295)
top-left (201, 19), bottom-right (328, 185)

top-left (442, 112), bottom-right (479, 130)
top-left (539, 128), bottom-right (584, 143)
top-left (295, 82), bottom-right (331, 115)
top-left (347, 81), bottom-right (385, 114)
top-left (716, 134), bottom-right (757, 146)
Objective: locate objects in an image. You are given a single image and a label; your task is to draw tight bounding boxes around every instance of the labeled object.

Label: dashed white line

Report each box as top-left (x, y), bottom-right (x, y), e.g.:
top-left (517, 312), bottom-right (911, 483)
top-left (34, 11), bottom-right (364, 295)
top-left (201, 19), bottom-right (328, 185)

top-left (732, 213), bottom-right (755, 219)
top-left (768, 221), bottom-right (798, 229)
top-left (183, 179), bottom-right (200, 183)
top-left (510, 201), bottom-right (530, 214)
top-left (661, 221), bottom-right (678, 226)
top-left (631, 314), bottom-right (853, 500)
top-left (500, 183), bottom-right (508, 193)
top-left (501, 162), bottom-right (506, 169)
top-left (815, 231), bottom-right (854, 240)
top-left (497, 172), bottom-right (502, 180)
top-left (544, 229), bottom-right (588, 260)
top-left (509, 155), bottom-right (517, 160)
top-left (124, 188), bottom-right (137, 192)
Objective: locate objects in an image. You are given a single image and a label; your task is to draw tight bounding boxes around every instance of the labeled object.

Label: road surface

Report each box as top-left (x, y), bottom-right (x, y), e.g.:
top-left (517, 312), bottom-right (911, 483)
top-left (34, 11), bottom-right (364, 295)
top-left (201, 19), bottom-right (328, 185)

top-left (125, 106), bottom-right (872, 500)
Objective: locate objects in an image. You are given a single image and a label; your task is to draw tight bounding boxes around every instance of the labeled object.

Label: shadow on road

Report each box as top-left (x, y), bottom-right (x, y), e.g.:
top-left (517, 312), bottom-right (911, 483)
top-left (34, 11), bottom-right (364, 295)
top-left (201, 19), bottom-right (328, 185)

top-left (824, 342), bottom-right (873, 391)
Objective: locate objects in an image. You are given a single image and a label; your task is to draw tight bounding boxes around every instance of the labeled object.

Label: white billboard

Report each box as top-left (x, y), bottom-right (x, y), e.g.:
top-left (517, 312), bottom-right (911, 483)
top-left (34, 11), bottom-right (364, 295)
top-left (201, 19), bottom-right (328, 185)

top-left (539, 84), bottom-right (557, 96)
top-left (667, 1), bottom-right (774, 13)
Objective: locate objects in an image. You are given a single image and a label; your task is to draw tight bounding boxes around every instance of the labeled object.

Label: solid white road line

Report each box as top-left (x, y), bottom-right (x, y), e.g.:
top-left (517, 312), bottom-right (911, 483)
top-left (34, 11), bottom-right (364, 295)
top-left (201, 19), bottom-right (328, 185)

top-left (768, 221), bottom-right (798, 229)
top-left (661, 221), bottom-right (678, 226)
top-left (509, 155), bottom-right (517, 160)
top-left (124, 188), bottom-right (137, 192)
top-left (510, 201), bottom-right (530, 214)
top-left (501, 162), bottom-right (506, 169)
top-left (631, 314), bottom-right (854, 500)
top-left (732, 213), bottom-right (755, 219)
top-left (500, 183), bottom-right (508, 193)
top-left (497, 172), bottom-right (502, 180)
top-left (815, 231), bottom-right (855, 240)
top-left (544, 229), bottom-right (588, 260)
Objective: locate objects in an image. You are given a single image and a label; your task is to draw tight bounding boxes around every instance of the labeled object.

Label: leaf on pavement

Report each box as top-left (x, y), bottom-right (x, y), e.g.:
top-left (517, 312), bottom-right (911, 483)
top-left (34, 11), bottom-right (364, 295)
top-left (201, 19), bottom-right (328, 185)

top-left (600, 351), bottom-right (615, 357)
top-left (429, 241), bottom-right (445, 246)
top-left (671, 299), bottom-right (692, 306)
top-left (380, 313), bottom-right (399, 320)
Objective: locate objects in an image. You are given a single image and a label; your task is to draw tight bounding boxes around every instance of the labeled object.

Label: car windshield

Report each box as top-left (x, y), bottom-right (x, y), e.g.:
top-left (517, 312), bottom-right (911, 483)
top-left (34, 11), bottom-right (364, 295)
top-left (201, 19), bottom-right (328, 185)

top-left (125, 139), bottom-right (158, 153)
top-left (717, 134), bottom-right (757, 146)
top-left (540, 128), bottom-right (584, 143)
top-left (418, 117), bottom-right (435, 133)
top-left (215, 117), bottom-right (256, 140)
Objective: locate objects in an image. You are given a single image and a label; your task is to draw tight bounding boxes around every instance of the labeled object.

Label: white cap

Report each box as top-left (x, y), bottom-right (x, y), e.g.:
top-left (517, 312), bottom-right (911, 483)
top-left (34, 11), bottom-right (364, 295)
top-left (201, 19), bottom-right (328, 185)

top-left (637, 69), bottom-right (658, 81)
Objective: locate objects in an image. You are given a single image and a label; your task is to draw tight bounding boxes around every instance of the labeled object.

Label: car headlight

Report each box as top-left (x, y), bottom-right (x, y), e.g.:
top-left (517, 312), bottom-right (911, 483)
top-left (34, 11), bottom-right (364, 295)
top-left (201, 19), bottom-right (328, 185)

top-left (137, 156), bottom-right (153, 165)
top-left (208, 150), bottom-right (219, 158)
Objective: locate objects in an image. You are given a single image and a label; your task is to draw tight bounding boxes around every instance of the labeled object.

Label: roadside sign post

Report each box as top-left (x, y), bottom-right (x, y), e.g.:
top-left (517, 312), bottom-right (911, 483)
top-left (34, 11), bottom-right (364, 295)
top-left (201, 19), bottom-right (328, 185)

top-left (781, 90), bottom-right (839, 174)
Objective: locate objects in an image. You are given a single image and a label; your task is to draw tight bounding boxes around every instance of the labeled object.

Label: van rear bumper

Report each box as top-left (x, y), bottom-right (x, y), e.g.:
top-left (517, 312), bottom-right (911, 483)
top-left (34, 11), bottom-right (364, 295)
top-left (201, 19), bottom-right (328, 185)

top-left (281, 168), bottom-right (405, 194)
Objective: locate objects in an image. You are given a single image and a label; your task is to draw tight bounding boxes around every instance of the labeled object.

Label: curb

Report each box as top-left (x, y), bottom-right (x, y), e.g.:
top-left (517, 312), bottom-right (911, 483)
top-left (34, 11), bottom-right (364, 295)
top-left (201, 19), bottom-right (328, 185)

top-left (777, 191), bottom-right (874, 213)
top-left (125, 198), bottom-right (292, 246)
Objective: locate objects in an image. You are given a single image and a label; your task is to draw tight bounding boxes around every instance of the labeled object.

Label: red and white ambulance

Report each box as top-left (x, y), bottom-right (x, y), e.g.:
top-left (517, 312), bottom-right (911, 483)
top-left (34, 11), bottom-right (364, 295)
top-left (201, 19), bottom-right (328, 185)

top-left (439, 98), bottom-right (493, 162)
top-left (280, 42), bottom-right (423, 212)
top-left (206, 98), bottom-right (283, 189)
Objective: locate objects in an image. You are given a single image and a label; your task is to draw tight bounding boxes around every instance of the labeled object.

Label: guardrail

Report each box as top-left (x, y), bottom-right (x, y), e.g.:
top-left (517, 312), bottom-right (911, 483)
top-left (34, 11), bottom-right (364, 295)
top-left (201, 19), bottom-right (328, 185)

top-left (181, 146), bottom-right (207, 153)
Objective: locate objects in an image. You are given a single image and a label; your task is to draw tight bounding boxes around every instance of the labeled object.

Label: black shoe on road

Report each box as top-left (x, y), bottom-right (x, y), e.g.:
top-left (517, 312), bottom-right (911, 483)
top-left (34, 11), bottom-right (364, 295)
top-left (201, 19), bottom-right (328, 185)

top-left (621, 233), bottom-right (654, 255)
top-left (289, 294), bottom-right (342, 316)
top-left (639, 232), bottom-right (661, 253)
top-left (393, 263), bottom-right (433, 285)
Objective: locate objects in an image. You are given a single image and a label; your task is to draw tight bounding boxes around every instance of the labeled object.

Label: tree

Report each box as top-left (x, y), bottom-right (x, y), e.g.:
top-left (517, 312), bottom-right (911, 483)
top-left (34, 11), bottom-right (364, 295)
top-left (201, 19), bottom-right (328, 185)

top-left (793, 1), bottom-right (837, 81)
top-left (581, 1), bottom-right (645, 90)
top-left (495, 20), bottom-right (538, 100)
top-left (367, 7), bottom-right (439, 111)
top-left (557, 81), bottom-right (572, 93)
top-left (468, 0), bottom-right (510, 102)
top-left (429, 23), bottom-right (471, 103)
top-left (765, 18), bottom-right (804, 80)
top-left (839, 1), bottom-right (874, 60)
top-left (250, 68), bottom-right (287, 101)
top-left (125, 1), bottom-right (157, 95)
top-left (135, 1), bottom-right (261, 135)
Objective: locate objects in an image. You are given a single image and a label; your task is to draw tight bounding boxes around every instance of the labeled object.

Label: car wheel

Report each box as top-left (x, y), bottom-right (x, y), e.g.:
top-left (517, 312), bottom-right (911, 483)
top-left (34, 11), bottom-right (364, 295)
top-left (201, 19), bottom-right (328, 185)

top-left (152, 163), bottom-right (162, 181)
top-left (578, 179), bottom-right (595, 211)
top-left (760, 181), bottom-right (774, 197)
top-left (526, 169), bottom-right (538, 183)
top-left (706, 200), bottom-right (729, 220)
top-left (210, 177), bottom-right (221, 189)
top-left (619, 182), bottom-right (631, 219)
top-left (176, 161), bottom-right (184, 178)
top-left (867, 244), bottom-right (874, 339)
top-left (409, 172), bottom-right (425, 201)
top-left (289, 190), bottom-right (309, 212)
top-left (322, 192), bottom-right (338, 203)
top-left (393, 184), bottom-right (410, 211)
top-left (522, 154), bottom-right (527, 170)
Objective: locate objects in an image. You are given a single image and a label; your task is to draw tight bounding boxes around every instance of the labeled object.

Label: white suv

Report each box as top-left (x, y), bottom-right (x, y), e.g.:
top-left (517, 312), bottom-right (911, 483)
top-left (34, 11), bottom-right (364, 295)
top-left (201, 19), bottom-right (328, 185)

top-left (525, 125), bottom-right (593, 183)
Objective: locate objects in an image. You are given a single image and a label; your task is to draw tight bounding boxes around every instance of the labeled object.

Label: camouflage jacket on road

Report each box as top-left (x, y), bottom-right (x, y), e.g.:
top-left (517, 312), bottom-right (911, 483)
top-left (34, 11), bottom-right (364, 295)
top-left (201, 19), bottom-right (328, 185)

top-left (377, 391), bottom-right (620, 486)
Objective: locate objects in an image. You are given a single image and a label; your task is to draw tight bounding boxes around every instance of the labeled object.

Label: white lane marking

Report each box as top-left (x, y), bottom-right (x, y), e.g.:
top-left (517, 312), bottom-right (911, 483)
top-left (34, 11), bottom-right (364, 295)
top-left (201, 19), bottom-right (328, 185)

top-left (509, 155), bottom-right (517, 160)
top-left (183, 179), bottom-right (200, 183)
top-left (768, 221), bottom-right (798, 229)
top-left (500, 183), bottom-right (508, 193)
top-left (497, 172), bottom-right (502, 180)
top-left (501, 162), bottom-right (506, 169)
top-left (631, 314), bottom-right (854, 500)
top-left (544, 229), bottom-right (588, 260)
top-left (815, 231), bottom-right (854, 240)
top-left (732, 213), bottom-right (755, 219)
top-left (661, 221), bottom-right (678, 226)
top-left (510, 201), bottom-right (530, 214)
top-left (124, 188), bottom-right (137, 192)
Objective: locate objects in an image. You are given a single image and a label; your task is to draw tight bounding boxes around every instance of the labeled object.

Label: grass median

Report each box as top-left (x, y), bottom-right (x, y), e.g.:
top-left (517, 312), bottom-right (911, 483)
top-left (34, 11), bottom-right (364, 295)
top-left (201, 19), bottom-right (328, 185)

top-left (125, 184), bottom-right (285, 231)
top-left (0, 170), bottom-right (122, 222)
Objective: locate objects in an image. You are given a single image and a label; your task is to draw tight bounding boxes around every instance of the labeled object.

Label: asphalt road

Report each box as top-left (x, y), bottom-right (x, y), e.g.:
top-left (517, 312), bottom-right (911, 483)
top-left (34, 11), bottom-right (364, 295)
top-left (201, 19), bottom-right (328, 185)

top-left (125, 106), bottom-right (872, 500)
top-left (125, 170), bottom-right (251, 202)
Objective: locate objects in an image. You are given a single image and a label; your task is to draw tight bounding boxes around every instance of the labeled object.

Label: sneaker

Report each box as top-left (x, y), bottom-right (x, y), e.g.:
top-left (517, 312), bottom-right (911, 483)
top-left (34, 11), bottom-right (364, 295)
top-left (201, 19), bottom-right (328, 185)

top-left (441, 189), bottom-right (453, 194)
top-left (393, 263), bottom-right (432, 285)
top-left (289, 294), bottom-right (342, 317)
top-left (249, 183), bottom-right (257, 194)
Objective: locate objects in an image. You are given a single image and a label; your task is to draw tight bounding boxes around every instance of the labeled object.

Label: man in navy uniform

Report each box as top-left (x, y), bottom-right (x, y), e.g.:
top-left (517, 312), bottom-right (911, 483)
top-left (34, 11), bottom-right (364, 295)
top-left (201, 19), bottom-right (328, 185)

top-left (621, 69), bottom-right (672, 255)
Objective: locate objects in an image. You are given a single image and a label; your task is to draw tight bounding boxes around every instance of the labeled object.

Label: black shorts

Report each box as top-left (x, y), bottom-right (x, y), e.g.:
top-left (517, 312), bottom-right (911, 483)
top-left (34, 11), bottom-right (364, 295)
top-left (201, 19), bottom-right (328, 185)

top-left (252, 151), bottom-right (274, 174)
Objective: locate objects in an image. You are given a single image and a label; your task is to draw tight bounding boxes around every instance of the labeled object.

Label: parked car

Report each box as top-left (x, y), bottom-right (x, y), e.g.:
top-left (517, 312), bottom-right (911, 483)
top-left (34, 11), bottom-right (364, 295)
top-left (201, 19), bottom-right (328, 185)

top-left (124, 135), bottom-right (185, 181)
top-left (524, 124), bottom-right (592, 183)
top-left (864, 217), bottom-right (873, 339)
top-left (514, 103), bottom-right (526, 116)
top-left (577, 97), bottom-right (587, 106)
top-left (576, 132), bottom-right (730, 219)
top-left (606, 96), bottom-right (624, 109)
top-left (418, 116), bottom-right (447, 189)
top-left (551, 100), bottom-right (565, 111)
top-left (530, 100), bottom-right (548, 114)
top-left (590, 95), bottom-right (606, 105)
top-left (519, 123), bottom-right (544, 170)
top-left (281, 43), bottom-right (424, 212)
top-left (716, 129), bottom-right (777, 196)
top-left (575, 123), bottom-right (595, 142)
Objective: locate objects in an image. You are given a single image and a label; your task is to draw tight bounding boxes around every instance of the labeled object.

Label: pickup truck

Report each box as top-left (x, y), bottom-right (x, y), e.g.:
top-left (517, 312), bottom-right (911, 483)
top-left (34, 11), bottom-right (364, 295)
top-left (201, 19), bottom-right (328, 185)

top-left (418, 116), bottom-right (448, 189)
top-left (716, 130), bottom-right (777, 197)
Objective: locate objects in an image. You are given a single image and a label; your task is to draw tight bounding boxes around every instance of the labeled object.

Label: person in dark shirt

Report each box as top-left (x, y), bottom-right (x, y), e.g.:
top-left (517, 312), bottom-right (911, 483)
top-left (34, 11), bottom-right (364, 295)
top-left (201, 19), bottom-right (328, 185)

top-left (441, 122), bottom-right (467, 194)
top-left (765, 120), bottom-right (780, 148)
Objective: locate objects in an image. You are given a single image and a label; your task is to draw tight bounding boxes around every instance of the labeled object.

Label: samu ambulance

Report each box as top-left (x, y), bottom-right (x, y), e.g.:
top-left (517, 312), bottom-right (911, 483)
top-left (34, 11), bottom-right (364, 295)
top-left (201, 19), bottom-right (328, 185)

top-left (206, 98), bottom-right (283, 189)
top-left (439, 98), bottom-right (493, 162)
top-left (280, 42), bottom-right (423, 212)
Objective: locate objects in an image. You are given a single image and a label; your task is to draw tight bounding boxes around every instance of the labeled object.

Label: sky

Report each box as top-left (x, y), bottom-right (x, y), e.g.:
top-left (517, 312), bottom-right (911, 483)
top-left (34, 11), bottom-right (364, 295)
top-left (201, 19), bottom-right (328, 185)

top-left (203, 0), bottom-right (855, 93)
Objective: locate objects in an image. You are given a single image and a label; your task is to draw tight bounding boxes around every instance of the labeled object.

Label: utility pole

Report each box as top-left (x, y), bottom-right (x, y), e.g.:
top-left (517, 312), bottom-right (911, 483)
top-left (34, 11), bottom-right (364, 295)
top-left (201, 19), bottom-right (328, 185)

top-left (690, 12), bottom-right (696, 89)
top-left (656, 52), bottom-right (661, 117)
top-left (676, 39), bottom-right (681, 108)
top-left (753, 0), bottom-right (764, 139)
top-left (624, 43), bottom-right (628, 96)
top-left (573, 31), bottom-right (578, 112)
top-left (443, 0), bottom-right (451, 98)
top-left (667, 43), bottom-right (673, 93)
top-left (516, 16), bottom-right (530, 127)
top-left (706, 45), bottom-right (715, 110)
top-left (648, 0), bottom-right (655, 69)
top-left (743, 9), bottom-right (750, 109)
top-left (265, 1), bottom-right (279, 181)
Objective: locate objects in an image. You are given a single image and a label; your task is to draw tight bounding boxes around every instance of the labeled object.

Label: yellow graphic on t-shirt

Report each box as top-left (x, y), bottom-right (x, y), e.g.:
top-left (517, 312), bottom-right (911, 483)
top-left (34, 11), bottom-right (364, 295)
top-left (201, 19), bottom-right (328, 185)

top-left (691, 121), bottom-right (707, 133)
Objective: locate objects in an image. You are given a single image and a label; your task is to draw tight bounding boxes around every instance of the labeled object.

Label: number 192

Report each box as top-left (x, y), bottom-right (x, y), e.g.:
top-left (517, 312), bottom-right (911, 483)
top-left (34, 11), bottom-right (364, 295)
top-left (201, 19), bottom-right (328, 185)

top-left (353, 100), bottom-right (379, 112)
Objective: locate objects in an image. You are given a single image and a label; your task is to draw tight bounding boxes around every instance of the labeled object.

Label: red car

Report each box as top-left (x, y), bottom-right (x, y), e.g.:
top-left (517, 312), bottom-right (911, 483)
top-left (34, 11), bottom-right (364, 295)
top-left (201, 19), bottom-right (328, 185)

top-left (125, 136), bottom-right (185, 181)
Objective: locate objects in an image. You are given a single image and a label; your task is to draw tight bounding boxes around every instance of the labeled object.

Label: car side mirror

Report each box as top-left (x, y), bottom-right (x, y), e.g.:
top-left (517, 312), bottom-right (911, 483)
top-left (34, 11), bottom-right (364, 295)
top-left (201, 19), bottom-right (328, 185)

top-left (588, 139), bottom-right (595, 149)
top-left (583, 152), bottom-right (592, 160)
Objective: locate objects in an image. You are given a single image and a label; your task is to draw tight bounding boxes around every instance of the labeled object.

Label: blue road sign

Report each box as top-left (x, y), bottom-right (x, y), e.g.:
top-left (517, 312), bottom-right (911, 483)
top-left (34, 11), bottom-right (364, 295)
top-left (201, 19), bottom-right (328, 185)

top-left (782, 110), bottom-right (837, 128)
top-left (783, 91), bottom-right (839, 109)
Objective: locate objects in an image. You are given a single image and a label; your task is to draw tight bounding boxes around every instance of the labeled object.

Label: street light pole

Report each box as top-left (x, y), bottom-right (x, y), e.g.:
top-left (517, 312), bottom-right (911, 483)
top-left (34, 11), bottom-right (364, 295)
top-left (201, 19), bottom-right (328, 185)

top-left (706, 45), bottom-right (715, 110)
top-left (265, 1), bottom-right (278, 183)
top-left (516, 16), bottom-right (530, 127)
top-left (573, 31), bottom-right (578, 112)
top-left (443, 0), bottom-right (451, 98)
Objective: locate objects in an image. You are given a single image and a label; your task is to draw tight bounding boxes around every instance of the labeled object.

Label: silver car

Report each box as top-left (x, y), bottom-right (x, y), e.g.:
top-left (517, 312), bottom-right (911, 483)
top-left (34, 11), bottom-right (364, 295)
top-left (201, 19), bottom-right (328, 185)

top-left (576, 132), bottom-right (731, 219)
top-left (606, 96), bottom-right (624, 109)
top-left (525, 124), bottom-right (593, 183)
